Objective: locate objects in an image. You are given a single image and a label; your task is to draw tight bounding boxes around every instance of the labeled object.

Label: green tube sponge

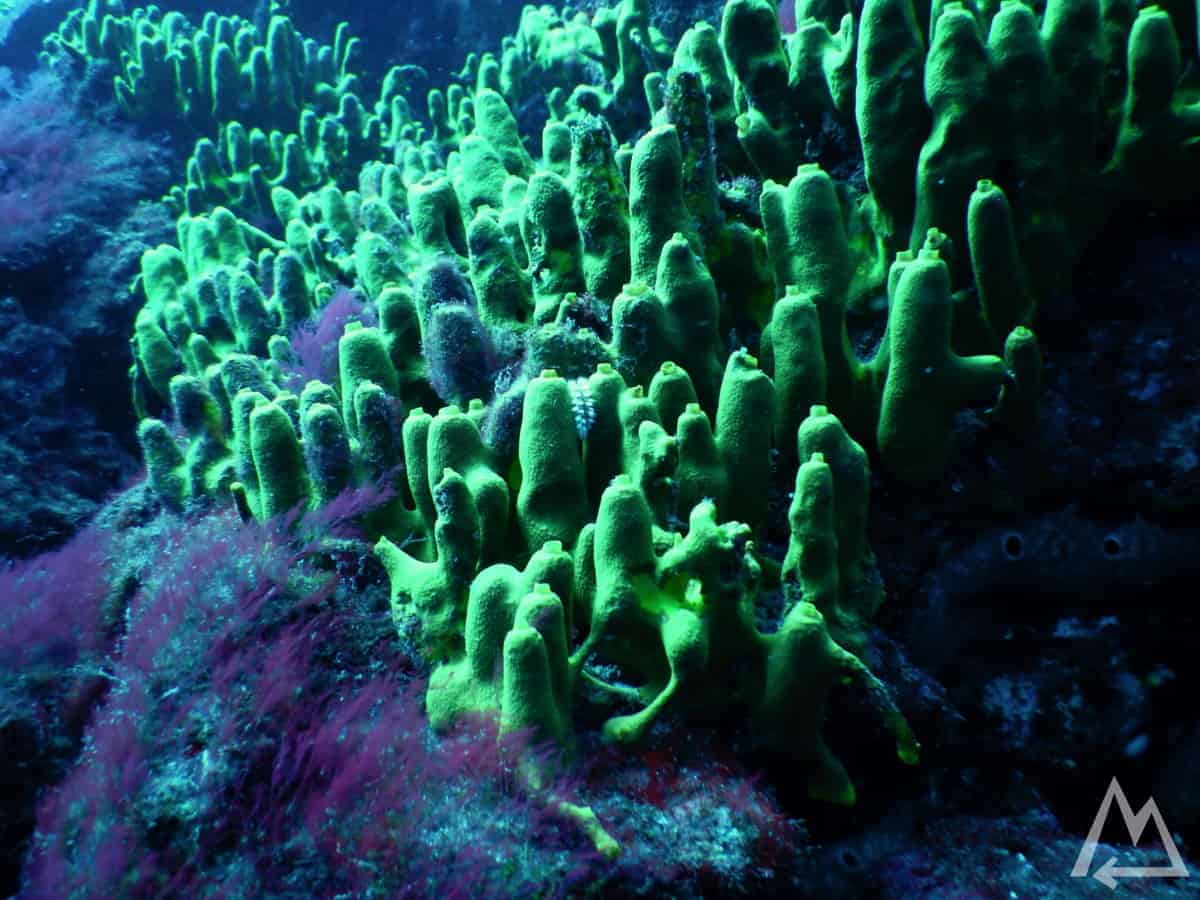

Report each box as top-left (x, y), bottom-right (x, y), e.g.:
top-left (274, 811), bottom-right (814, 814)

top-left (468, 209), bottom-right (533, 329)
top-left (790, 15), bottom-right (855, 119)
top-left (455, 565), bottom-right (519, 715)
top-left (265, 15), bottom-right (299, 115)
top-left (783, 452), bottom-right (844, 637)
top-left (249, 400), bottom-right (309, 518)
top-left (179, 215), bottom-right (222, 276)
top-left (855, 0), bottom-right (928, 248)
top-left (542, 122), bottom-right (572, 177)
top-left (427, 405), bottom-right (510, 564)
top-left (169, 374), bottom-right (231, 497)
top-left (427, 539), bottom-right (574, 730)
top-left (230, 388), bottom-right (268, 500)
top-left (1041, 0), bottom-right (1103, 168)
top-left (299, 380), bottom-right (339, 417)
top-left (611, 282), bottom-right (671, 390)
top-left (755, 600), bottom-right (918, 805)
top-left (654, 233), bottom-right (723, 410)
top-left (429, 558), bottom-right (512, 721)
top-left (877, 239), bottom-right (1008, 481)
top-left (272, 250), bottom-right (312, 330)
top-left (796, 405), bottom-right (876, 626)
top-left (569, 116), bottom-right (631, 301)
top-left (997, 325), bottom-right (1042, 433)
top-left (502, 584), bottom-right (572, 744)
top-left (517, 371), bottom-right (590, 553)
top-left (520, 539), bottom-right (576, 640)
top-left (161, 301), bottom-right (192, 348)
top-left (630, 419), bottom-right (678, 526)
top-left (734, 107), bottom-right (792, 184)
top-left (277, 135), bottom-right (318, 196)
top-left (629, 126), bottom-right (695, 285)
top-left (375, 286), bottom-right (427, 400)
top-left (1121, 6), bottom-right (1184, 127)
top-left (662, 68), bottom-right (722, 236)
top-left (760, 165), bottom-right (880, 439)
top-left (601, 604), bottom-right (707, 744)
top-left (337, 322), bottom-right (400, 440)
top-left (715, 349), bottom-right (774, 532)
top-left (319, 184), bottom-right (358, 251)
top-left (968, 179), bottom-right (1035, 347)
top-left (455, 134), bottom-right (508, 212)
top-left (582, 363), bottom-right (627, 506)
top-left (301, 402), bottom-right (352, 506)
top-left (499, 176), bottom-right (529, 268)
top-left (376, 468), bottom-right (481, 654)
top-left (616, 384), bottom-right (663, 478)
top-left (358, 197), bottom-right (406, 249)
top-left (764, 286), bottom-right (827, 458)
top-left (139, 245), bottom-right (189, 312)
top-left (137, 418), bottom-right (188, 511)
top-left (1108, 5), bottom-right (1200, 200)
top-left (423, 301), bottom-right (497, 406)
top-left (473, 89), bottom-right (536, 178)
top-left (211, 207), bottom-right (250, 265)
top-left (910, 3), bottom-right (992, 268)
top-left (274, 391), bottom-right (301, 429)
top-left (656, 498), bottom-right (754, 611)
top-left (171, 374), bottom-right (224, 441)
top-left (758, 164), bottom-right (854, 301)
top-left (674, 402), bottom-right (728, 518)
top-left (229, 270), bottom-right (274, 355)
top-left (133, 310), bottom-right (185, 402)
top-left (271, 185), bottom-right (301, 226)
top-left (673, 25), bottom-right (741, 170)
top-left (720, 0), bottom-right (790, 126)
top-left (184, 278), bottom-right (221, 341)
top-left (210, 40), bottom-right (240, 122)
top-left (354, 232), bottom-right (406, 300)
top-left (648, 361), bottom-right (697, 432)
top-left (221, 355), bottom-right (278, 406)
top-left (402, 407), bottom-right (436, 534)
top-left (521, 171), bottom-right (586, 323)
top-left (987, 1), bottom-right (1061, 212)
top-left (600, 496), bottom-right (750, 744)
top-left (354, 380), bottom-right (402, 483)
top-left (408, 176), bottom-right (468, 258)
top-left (284, 219), bottom-right (320, 275)
top-left (187, 334), bottom-right (220, 377)
top-left (611, 0), bottom-right (659, 104)
top-left (584, 474), bottom-right (656, 657)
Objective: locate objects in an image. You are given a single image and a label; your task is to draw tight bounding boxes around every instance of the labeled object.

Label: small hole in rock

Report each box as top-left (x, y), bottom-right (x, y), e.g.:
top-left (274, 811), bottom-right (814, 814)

top-left (1002, 533), bottom-right (1024, 560)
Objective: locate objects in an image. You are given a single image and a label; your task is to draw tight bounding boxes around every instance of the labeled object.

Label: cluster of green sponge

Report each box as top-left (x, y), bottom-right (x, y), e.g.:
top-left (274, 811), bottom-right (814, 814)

top-left (43, 2), bottom-right (428, 219)
top-left (376, 372), bottom-right (918, 809)
top-left (44, 2), bottom-right (361, 135)
top-left (105, 0), bottom-right (1198, 851)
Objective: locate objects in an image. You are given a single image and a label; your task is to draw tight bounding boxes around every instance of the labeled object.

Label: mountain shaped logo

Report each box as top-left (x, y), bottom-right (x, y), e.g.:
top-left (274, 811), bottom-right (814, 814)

top-left (1071, 777), bottom-right (1190, 890)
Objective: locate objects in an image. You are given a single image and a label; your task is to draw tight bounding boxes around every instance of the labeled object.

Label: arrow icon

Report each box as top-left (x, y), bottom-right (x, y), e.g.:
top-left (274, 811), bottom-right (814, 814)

top-left (1072, 778), bottom-right (1190, 890)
